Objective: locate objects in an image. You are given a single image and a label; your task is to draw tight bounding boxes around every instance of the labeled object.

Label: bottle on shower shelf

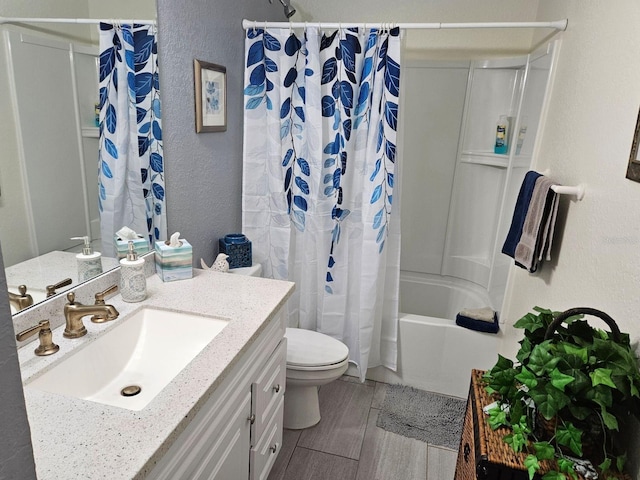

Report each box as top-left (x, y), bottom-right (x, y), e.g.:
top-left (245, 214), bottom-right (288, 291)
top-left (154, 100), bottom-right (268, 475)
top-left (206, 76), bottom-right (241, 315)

top-left (494, 115), bottom-right (509, 154)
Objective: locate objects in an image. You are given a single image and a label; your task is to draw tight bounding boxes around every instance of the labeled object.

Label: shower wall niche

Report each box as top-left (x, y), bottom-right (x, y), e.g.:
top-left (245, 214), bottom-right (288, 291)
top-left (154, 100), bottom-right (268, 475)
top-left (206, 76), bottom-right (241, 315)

top-left (400, 41), bottom-right (559, 311)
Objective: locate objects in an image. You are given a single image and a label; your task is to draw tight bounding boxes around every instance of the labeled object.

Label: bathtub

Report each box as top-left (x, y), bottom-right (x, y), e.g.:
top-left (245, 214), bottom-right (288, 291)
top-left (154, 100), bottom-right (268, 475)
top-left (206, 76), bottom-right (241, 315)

top-left (365, 273), bottom-right (502, 399)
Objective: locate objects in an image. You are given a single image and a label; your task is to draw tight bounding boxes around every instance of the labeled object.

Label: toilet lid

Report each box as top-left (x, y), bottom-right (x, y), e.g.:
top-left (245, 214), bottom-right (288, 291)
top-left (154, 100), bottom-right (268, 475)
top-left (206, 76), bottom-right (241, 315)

top-left (285, 328), bottom-right (349, 368)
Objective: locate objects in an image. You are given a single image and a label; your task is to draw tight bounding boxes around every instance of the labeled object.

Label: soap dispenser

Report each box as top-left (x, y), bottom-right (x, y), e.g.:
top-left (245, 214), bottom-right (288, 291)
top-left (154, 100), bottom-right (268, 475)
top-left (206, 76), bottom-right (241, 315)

top-left (71, 236), bottom-right (103, 282)
top-left (120, 241), bottom-right (146, 303)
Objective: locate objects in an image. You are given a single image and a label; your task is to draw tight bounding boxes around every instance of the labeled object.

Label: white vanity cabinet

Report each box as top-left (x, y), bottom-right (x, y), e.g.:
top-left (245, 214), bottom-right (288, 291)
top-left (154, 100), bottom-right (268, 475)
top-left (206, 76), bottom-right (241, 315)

top-left (149, 310), bottom-right (287, 480)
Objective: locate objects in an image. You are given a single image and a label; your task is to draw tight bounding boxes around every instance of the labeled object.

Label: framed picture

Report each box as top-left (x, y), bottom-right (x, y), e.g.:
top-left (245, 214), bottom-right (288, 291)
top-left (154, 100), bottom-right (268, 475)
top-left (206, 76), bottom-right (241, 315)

top-left (194, 59), bottom-right (227, 133)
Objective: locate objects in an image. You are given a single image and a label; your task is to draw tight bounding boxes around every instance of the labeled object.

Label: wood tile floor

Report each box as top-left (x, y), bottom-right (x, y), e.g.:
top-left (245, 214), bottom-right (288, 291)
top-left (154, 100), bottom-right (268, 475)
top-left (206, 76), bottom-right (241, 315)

top-left (268, 376), bottom-right (458, 480)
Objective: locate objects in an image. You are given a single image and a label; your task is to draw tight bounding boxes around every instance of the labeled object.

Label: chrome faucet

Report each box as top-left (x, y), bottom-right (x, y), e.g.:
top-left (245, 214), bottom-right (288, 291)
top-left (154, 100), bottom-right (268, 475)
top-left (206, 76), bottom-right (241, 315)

top-left (8, 285), bottom-right (33, 312)
top-left (63, 286), bottom-right (119, 338)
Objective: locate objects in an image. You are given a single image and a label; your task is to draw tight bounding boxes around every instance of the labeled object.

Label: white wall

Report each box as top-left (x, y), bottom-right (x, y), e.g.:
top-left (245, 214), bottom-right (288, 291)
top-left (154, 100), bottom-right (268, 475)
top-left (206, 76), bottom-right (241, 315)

top-left (501, 1), bottom-right (640, 353)
top-left (293, 0), bottom-right (539, 57)
top-left (86, 0), bottom-right (156, 43)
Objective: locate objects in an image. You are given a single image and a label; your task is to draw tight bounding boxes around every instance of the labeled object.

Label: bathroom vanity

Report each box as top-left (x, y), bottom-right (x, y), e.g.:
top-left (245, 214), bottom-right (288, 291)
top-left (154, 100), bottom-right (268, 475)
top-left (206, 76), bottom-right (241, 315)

top-left (16, 268), bottom-right (294, 479)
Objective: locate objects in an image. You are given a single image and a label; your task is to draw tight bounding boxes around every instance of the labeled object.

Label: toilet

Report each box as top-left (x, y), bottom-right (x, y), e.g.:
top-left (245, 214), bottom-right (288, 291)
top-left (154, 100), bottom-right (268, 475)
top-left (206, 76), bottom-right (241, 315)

top-left (283, 327), bottom-right (349, 429)
top-left (230, 263), bottom-right (350, 429)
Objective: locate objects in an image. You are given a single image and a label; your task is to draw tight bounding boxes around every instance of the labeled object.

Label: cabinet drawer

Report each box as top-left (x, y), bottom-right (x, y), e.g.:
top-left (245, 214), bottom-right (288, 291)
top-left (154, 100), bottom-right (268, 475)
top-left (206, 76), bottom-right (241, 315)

top-left (250, 396), bottom-right (284, 480)
top-left (251, 338), bottom-right (286, 443)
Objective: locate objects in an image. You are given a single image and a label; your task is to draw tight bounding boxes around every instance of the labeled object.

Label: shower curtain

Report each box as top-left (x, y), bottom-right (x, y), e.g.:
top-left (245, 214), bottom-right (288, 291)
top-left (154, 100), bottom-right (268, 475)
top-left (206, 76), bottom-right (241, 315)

top-left (242, 26), bottom-right (402, 379)
top-left (98, 23), bottom-right (166, 257)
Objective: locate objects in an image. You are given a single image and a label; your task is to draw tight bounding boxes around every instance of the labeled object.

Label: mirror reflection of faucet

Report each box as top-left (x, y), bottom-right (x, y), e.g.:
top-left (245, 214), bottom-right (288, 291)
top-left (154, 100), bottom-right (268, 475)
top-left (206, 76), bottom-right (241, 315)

top-left (63, 287), bottom-right (119, 338)
top-left (8, 285), bottom-right (34, 312)
top-left (46, 277), bottom-right (72, 298)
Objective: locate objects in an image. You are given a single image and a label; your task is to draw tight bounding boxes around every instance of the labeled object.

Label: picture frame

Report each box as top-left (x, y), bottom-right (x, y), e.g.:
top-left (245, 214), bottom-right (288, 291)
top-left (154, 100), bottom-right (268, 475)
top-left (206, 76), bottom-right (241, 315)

top-left (194, 59), bottom-right (227, 133)
top-left (626, 106), bottom-right (640, 182)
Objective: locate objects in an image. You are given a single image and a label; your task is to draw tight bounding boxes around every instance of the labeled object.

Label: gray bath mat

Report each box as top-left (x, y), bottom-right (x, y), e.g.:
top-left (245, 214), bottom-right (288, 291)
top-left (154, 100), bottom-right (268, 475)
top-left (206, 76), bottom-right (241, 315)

top-left (376, 384), bottom-right (465, 449)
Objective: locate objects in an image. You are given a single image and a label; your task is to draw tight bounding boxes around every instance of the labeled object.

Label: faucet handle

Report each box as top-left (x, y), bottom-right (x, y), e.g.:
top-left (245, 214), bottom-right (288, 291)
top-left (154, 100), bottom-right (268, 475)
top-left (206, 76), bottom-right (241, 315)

top-left (66, 291), bottom-right (78, 305)
top-left (16, 320), bottom-right (59, 356)
top-left (47, 278), bottom-right (72, 298)
top-left (94, 284), bottom-right (118, 305)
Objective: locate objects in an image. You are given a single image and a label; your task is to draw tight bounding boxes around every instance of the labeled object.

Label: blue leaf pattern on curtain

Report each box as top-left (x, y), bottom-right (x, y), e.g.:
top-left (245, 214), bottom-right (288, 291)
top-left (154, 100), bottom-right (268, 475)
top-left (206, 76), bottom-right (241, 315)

top-left (98, 23), bottom-right (166, 256)
top-left (242, 26), bottom-right (401, 380)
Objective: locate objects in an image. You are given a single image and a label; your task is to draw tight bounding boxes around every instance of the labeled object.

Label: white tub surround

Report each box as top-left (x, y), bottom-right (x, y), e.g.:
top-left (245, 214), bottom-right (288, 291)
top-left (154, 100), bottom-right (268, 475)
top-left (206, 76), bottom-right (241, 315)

top-left (360, 273), bottom-right (501, 398)
top-left (17, 269), bottom-right (294, 480)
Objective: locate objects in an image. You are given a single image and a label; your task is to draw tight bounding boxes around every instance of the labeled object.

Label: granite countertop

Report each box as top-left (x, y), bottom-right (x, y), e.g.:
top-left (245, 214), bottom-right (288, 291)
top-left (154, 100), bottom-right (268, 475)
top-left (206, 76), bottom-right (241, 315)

top-left (6, 250), bottom-right (120, 293)
top-left (17, 269), bottom-right (294, 479)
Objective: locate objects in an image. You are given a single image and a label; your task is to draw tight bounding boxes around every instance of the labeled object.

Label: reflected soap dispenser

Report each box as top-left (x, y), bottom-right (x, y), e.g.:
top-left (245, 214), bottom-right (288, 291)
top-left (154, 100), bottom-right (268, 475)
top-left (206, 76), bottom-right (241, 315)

top-left (120, 241), bottom-right (146, 303)
top-left (71, 236), bottom-right (103, 282)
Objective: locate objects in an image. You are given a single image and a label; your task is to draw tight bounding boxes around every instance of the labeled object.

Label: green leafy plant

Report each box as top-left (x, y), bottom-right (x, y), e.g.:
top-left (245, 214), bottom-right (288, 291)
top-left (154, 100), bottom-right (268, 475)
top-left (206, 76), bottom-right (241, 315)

top-left (483, 307), bottom-right (640, 480)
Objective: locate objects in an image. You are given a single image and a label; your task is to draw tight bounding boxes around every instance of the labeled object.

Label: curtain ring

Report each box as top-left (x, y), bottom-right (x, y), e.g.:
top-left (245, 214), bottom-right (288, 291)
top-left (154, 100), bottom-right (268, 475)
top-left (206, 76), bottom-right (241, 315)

top-left (253, 20), bottom-right (257, 34)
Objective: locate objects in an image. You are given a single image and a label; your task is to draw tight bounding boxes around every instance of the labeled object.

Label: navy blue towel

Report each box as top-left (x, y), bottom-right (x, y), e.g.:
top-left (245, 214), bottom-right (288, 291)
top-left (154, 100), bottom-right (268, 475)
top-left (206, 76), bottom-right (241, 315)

top-left (502, 171), bottom-right (542, 258)
top-left (455, 313), bottom-right (499, 334)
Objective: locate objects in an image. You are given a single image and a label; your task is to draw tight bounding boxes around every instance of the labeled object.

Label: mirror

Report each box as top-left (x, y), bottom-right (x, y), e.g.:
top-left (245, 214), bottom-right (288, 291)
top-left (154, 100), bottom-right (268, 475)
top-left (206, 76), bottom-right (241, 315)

top-left (0, 0), bottom-right (157, 315)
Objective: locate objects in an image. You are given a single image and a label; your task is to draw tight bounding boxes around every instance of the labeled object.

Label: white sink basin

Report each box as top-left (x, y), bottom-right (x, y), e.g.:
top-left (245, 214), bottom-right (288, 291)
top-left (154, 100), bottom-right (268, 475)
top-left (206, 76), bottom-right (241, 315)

top-left (27, 307), bottom-right (229, 411)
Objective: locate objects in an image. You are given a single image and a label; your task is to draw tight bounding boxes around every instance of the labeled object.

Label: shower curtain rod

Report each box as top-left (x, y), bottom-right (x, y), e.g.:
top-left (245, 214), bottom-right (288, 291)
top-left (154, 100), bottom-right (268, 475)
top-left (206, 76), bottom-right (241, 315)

top-left (0, 16), bottom-right (156, 26)
top-left (242, 18), bottom-right (568, 31)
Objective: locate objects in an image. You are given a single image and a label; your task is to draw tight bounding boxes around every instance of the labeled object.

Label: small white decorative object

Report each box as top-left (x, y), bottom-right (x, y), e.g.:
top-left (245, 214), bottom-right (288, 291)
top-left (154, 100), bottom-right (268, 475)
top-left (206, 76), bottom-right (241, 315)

top-left (200, 254), bottom-right (229, 272)
top-left (212, 253), bottom-right (230, 272)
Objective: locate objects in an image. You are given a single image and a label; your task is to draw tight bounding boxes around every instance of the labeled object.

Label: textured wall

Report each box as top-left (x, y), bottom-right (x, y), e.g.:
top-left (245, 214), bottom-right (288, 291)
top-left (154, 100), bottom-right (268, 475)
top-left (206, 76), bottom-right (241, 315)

top-left (156, 0), bottom-right (283, 267)
top-left (500, 3), bottom-right (640, 475)
top-left (0, 242), bottom-right (36, 479)
top-left (293, 0), bottom-right (539, 58)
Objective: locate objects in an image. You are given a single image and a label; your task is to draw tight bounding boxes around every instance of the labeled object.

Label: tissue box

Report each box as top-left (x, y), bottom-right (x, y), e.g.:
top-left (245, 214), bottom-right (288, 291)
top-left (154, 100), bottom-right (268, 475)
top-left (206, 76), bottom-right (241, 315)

top-left (219, 234), bottom-right (252, 269)
top-left (113, 234), bottom-right (150, 259)
top-left (154, 239), bottom-right (193, 281)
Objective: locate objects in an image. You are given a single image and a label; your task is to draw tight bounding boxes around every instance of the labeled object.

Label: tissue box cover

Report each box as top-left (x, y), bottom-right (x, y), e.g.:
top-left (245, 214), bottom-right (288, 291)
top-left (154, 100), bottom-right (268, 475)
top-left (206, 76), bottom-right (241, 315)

top-left (113, 235), bottom-right (150, 259)
top-left (154, 239), bottom-right (193, 281)
top-left (219, 234), bottom-right (252, 269)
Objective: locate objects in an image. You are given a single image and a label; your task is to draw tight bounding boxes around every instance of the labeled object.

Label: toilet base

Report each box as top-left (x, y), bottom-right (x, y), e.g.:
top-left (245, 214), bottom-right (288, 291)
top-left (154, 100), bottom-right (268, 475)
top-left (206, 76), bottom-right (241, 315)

top-left (283, 384), bottom-right (321, 430)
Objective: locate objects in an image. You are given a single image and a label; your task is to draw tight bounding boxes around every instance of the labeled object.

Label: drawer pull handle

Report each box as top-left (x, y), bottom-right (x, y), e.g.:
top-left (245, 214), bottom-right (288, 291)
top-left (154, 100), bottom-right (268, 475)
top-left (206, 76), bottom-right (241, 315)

top-left (273, 384), bottom-right (281, 393)
top-left (248, 414), bottom-right (256, 424)
top-left (270, 443), bottom-right (278, 454)
top-left (463, 442), bottom-right (471, 462)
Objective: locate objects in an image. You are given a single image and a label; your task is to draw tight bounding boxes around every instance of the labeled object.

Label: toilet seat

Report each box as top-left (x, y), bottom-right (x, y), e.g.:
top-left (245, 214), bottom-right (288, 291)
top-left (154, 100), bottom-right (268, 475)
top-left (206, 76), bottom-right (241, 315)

top-left (285, 328), bottom-right (349, 369)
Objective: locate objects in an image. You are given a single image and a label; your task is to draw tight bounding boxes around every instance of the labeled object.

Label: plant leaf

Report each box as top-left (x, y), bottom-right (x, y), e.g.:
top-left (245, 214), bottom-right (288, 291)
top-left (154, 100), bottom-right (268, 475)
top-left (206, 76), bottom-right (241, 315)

top-left (487, 404), bottom-right (508, 430)
top-left (601, 407), bottom-right (619, 431)
top-left (550, 368), bottom-right (575, 391)
top-left (524, 454), bottom-right (540, 480)
top-left (590, 368), bottom-right (617, 389)
top-left (533, 441), bottom-right (555, 460)
top-left (557, 458), bottom-right (578, 480)
top-left (617, 453), bottom-right (627, 472)
top-left (529, 383), bottom-right (570, 420)
top-left (599, 458), bottom-right (611, 473)
top-left (561, 343), bottom-right (588, 364)
top-left (541, 470), bottom-right (566, 480)
top-left (515, 367), bottom-right (538, 390)
top-left (556, 422), bottom-right (583, 457)
top-left (528, 341), bottom-right (561, 376)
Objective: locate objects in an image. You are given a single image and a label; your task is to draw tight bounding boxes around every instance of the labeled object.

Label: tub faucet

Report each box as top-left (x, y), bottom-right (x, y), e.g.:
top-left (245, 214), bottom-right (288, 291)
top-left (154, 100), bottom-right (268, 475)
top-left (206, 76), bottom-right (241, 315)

top-left (8, 285), bottom-right (33, 312)
top-left (63, 288), bottom-right (119, 338)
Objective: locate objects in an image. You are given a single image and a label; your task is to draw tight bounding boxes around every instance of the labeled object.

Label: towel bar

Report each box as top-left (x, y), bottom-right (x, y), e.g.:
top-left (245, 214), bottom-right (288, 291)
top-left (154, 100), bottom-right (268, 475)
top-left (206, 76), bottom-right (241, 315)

top-left (538, 169), bottom-right (585, 200)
